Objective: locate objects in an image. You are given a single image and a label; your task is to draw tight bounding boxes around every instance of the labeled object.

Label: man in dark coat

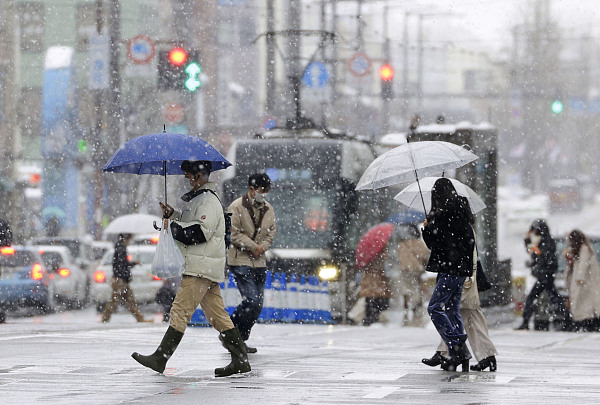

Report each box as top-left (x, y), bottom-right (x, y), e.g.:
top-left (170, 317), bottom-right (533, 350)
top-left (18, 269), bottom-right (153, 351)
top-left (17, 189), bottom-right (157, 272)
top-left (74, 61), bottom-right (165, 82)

top-left (516, 219), bottom-right (572, 330)
top-left (0, 218), bottom-right (12, 247)
top-left (101, 233), bottom-right (147, 323)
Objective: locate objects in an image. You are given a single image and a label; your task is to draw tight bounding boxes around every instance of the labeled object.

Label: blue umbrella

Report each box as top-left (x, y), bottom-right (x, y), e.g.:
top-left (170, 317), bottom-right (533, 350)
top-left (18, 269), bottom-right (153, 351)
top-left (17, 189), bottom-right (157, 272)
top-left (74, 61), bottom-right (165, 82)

top-left (102, 132), bottom-right (231, 207)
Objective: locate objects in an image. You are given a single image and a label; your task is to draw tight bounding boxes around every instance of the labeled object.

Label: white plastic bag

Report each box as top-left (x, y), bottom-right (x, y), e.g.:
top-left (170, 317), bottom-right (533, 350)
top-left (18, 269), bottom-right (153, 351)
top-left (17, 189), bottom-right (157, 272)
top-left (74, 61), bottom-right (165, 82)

top-left (151, 222), bottom-right (185, 279)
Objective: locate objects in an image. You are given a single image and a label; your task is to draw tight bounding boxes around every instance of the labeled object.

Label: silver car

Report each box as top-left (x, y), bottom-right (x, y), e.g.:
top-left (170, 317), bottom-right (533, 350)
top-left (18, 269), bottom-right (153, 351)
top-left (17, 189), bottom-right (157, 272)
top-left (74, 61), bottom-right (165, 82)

top-left (90, 245), bottom-right (162, 313)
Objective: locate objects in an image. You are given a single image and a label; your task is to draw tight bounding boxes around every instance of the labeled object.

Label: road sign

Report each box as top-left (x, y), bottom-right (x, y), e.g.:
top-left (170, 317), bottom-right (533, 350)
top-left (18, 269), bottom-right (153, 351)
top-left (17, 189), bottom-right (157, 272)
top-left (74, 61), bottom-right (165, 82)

top-left (163, 103), bottom-right (184, 123)
top-left (88, 35), bottom-right (109, 89)
top-left (126, 35), bottom-right (155, 65)
top-left (302, 61), bottom-right (329, 88)
top-left (348, 53), bottom-right (371, 77)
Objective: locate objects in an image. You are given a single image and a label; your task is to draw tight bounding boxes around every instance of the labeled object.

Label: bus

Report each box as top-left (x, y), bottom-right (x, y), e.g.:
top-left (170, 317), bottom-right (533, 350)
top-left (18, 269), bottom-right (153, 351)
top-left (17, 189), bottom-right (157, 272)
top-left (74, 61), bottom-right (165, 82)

top-left (222, 127), bottom-right (390, 322)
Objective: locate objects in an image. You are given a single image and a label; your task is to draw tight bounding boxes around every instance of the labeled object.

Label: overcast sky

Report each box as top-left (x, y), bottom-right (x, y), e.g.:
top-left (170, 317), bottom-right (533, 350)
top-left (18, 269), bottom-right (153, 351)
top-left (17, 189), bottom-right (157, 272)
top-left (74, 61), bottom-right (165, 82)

top-left (339, 0), bottom-right (600, 56)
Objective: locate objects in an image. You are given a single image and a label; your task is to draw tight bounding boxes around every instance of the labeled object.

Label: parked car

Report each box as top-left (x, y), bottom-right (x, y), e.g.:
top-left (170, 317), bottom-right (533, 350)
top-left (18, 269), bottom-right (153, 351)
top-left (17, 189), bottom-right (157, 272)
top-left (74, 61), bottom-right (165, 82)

top-left (27, 236), bottom-right (97, 272)
top-left (35, 245), bottom-right (88, 308)
top-left (0, 246), bottom-right (55, 321)
top-left (131, 233), bottom-right (160, 246)
top-left (548, 179), bottom-right (582, 212)
top-left (90, 245), bottom-right (161, 313)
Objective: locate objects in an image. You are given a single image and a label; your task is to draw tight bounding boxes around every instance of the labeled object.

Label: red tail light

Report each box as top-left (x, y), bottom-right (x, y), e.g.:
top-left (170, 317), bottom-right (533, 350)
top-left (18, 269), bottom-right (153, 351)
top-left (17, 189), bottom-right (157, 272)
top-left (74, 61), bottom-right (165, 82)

top-left (151, 236), bottom-right (159, 244)
top-left (127, 254), bottom-right (133, 262)
top-left (31, 263), bottom-right (44, 280)
top-left (58, 268), bottom-right (71, 277)
top-left (152, 275), bottom-right (162, 281)
top-left (94, 270), bottom-right (106, 283)
top-left (1, 246), bottom-right (15, 255)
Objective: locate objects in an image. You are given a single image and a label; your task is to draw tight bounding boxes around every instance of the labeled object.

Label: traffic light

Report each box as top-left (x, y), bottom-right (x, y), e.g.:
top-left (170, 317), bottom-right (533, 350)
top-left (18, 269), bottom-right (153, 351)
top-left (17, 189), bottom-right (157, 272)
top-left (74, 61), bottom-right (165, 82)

top-left (379, 64), bottom-right (394, 100)
top-left (551, 99), bottom-right (564, 114)
top-left (158, 47), bottom-right (201, 91)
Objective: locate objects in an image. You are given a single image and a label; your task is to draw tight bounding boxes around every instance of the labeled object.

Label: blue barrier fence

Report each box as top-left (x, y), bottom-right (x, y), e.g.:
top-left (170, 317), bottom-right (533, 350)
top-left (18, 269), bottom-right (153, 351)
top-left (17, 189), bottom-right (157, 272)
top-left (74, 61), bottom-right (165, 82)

top-left (189, 271), bottom-right (333, 326)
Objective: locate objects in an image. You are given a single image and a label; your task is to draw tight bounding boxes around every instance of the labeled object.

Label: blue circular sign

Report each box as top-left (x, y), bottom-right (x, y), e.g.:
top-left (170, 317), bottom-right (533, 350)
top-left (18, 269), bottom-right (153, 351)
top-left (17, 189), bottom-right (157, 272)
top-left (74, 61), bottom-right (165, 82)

top-left (302, 61), bottom-right (329, 88)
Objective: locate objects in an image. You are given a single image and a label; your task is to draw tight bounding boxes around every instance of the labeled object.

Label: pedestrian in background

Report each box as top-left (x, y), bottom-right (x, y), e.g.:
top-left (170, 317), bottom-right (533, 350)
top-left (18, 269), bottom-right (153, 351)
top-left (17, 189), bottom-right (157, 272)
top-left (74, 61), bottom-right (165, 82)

top-left (516, 219), bottom-right (572, 331)
top-left (227, 173), bottom-right (276, 353)
top-left (101, 233), bottom-right (147, 323)
top-left (132, 160), bottom-right (250, 377)
top-left (422, 178), bottom-right (474, 372)
top-left (396, 224), bottom-right (429, 326)
top-left (564, 229), bottom-right (600, 331)
top-left (358, 250), bottom-right (392, 326)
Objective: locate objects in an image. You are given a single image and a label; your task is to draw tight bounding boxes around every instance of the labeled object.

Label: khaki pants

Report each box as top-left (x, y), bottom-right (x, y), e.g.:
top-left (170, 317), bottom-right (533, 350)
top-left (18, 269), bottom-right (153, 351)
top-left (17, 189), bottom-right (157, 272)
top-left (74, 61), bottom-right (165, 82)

top-left (437, 307), bottom-right (498, 362)
top-left (169, 275), bottom-right (234, 333)
top-left (102, 277), bottom-right (145, 322)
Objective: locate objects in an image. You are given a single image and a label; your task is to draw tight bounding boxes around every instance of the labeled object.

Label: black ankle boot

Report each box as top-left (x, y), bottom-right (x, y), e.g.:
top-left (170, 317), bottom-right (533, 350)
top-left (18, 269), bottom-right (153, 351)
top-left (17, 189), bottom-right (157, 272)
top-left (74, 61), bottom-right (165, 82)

top-left (470, 355), bottom-right (497, 372)
top-left (441, 343), bottom-right (471, 372)
top-left (215, 328), bottom-right (251, 377)
top-left (131, 326), bottom-right (184, 373)
top-left (422, 351), bottom-right (444, 367)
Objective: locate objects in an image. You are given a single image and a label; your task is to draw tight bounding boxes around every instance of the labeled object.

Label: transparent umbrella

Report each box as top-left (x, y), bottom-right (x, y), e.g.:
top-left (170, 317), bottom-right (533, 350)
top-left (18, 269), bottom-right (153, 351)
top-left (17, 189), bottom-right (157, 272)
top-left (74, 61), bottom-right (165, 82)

top-left (356, 141), bottom-right (479, 212)
top-left (394, 177), bottom-right (486, 214)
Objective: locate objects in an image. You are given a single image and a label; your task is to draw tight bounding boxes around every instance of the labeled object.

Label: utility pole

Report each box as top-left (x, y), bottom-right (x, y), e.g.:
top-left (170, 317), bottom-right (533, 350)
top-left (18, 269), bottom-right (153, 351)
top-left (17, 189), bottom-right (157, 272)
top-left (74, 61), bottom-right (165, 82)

top-left (330, 0), bottom-right (339, 105)
top-left (265, 0), bottom-right (275, 116)
top-left (287, 0), bottom-right (302, 124)
top-left (381, 2), bottom-right (391, 133)
top-left (92, 0), bottom-right (105, 238)
top-left (0, 0), bottom-right (21, 238)
top-left (108, 0), bottom-right (121, 148)
top-left (402, 11), bottom-right (409, 122)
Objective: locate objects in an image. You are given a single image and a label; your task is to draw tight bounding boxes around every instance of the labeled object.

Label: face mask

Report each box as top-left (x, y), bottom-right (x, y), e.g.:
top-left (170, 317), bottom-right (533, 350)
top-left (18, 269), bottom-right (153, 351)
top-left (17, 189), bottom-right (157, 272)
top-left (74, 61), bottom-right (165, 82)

top-left (254, 192), bottom-right (268, 203)
top-left (530, 233), bottom-right (542, 246)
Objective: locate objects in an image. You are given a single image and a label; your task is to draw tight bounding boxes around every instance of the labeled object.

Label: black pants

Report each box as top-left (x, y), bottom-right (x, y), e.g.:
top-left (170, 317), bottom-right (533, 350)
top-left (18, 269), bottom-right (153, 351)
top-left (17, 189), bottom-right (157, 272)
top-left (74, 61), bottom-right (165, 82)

top-left (363, 297), bottom-right (390, 326)
top-left (522, 277), bottom-right (571, 325)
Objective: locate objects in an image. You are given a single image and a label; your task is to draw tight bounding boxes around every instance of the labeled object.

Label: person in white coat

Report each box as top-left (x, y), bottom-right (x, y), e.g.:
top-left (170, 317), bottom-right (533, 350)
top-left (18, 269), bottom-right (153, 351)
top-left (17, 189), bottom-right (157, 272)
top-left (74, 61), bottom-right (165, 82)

top-left (132, 160), bottom-right (250, 377)
top-left (564, 229), bottom-right (600, 331)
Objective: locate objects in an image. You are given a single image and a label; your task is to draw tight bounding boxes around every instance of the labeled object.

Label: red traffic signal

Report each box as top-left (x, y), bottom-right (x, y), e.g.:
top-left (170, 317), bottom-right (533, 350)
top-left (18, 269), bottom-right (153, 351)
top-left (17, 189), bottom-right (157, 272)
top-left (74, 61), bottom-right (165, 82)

top-left (379, 64), bottom-right (394, 81)
top-left (168, 47), bottom-right (188, 66)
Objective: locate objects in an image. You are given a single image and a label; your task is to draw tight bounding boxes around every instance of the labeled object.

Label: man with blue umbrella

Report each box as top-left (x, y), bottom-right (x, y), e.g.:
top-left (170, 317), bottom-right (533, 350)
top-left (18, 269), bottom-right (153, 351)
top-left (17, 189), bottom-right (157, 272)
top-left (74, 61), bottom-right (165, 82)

top-left (132, 160), bottom-right (250, 377)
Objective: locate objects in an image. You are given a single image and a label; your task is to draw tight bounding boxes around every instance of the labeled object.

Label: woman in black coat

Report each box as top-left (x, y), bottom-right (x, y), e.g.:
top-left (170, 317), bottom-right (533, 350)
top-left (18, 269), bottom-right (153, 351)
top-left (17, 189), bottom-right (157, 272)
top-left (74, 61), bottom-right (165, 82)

top-left (515, 219), bottom-right (572, 330)
top-left (422, 178), bottom-right (475, 371)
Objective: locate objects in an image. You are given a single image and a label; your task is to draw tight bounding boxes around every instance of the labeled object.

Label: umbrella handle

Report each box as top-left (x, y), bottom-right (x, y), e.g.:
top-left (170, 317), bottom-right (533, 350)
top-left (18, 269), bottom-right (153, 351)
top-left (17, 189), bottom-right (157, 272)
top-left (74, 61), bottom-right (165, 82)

top-left (153, 221), bottom-right (162, 231)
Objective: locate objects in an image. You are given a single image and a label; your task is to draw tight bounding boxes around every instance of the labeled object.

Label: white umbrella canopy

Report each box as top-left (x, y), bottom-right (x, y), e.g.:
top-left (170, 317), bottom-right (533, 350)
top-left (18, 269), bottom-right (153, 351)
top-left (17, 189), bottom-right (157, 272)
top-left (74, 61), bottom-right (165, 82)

top-left (103, 213), bottom-right (163, 235)
top-left (356, 141), bottom-right (479, 191)
top-left (394, 177), bottom-right (486, 214)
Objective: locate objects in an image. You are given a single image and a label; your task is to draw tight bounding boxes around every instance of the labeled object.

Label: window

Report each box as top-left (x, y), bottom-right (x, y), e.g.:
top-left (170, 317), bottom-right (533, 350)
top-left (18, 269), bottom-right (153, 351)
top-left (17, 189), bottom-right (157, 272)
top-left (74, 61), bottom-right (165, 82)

top-left (17, 2), bottom-right (44, 53)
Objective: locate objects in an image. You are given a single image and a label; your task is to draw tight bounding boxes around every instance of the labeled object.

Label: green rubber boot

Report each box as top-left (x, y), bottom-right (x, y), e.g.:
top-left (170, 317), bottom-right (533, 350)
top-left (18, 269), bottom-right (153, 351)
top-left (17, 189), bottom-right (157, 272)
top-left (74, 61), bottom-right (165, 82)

top-left (131, 326), bottom-right (184, 373)
top-left (215, 328), bottom-right (251, 377)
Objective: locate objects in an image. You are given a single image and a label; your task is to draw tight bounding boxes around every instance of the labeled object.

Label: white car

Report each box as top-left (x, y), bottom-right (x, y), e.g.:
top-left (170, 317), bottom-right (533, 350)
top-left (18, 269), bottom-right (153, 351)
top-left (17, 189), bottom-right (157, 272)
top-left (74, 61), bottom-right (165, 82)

top-left (90, 245), bottom-right (162, 313)
top-left (35, 245), bottom-right (88, 308)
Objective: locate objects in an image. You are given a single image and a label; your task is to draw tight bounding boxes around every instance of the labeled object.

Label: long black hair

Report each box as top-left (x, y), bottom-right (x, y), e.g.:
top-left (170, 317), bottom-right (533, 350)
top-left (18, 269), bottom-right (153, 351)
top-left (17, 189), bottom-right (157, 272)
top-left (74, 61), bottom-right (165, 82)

top-left (430, 178), bottom-right (458, 213)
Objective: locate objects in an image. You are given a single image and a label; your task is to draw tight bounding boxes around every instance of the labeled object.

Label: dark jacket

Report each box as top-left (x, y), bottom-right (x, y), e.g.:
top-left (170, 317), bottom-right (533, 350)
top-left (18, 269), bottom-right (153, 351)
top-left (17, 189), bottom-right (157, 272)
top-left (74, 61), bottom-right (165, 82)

top-left (422, 201), bottom-right (475, 277)
top-left (113, 239), bottom-right (135, 282)
top-left (528, 220), bottom-right (558, 281)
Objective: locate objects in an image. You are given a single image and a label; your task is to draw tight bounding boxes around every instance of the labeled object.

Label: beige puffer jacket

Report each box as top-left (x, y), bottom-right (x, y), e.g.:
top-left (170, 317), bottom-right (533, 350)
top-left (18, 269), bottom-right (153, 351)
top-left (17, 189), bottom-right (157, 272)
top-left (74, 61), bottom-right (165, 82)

top-left (170, 182), bottom-right (226, 283)
top-left (227, 194), bottom-right (276, 268)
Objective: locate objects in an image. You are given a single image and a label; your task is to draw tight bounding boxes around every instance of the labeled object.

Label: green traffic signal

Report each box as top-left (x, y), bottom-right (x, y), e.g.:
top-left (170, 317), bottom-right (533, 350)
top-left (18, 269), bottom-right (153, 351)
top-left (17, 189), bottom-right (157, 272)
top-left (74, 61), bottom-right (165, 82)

top-left (184, 62), bottom-right (201, 92)
top-left (551, 100), bottom-right (564, 114)
top-left (77, 139), bottom-right (88, 153)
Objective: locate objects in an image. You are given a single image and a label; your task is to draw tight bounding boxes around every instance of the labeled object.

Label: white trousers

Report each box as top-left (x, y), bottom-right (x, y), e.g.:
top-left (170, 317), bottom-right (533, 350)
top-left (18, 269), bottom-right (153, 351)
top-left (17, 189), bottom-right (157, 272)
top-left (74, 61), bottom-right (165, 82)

top-left (437, 307), bottom-right (498, 361)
